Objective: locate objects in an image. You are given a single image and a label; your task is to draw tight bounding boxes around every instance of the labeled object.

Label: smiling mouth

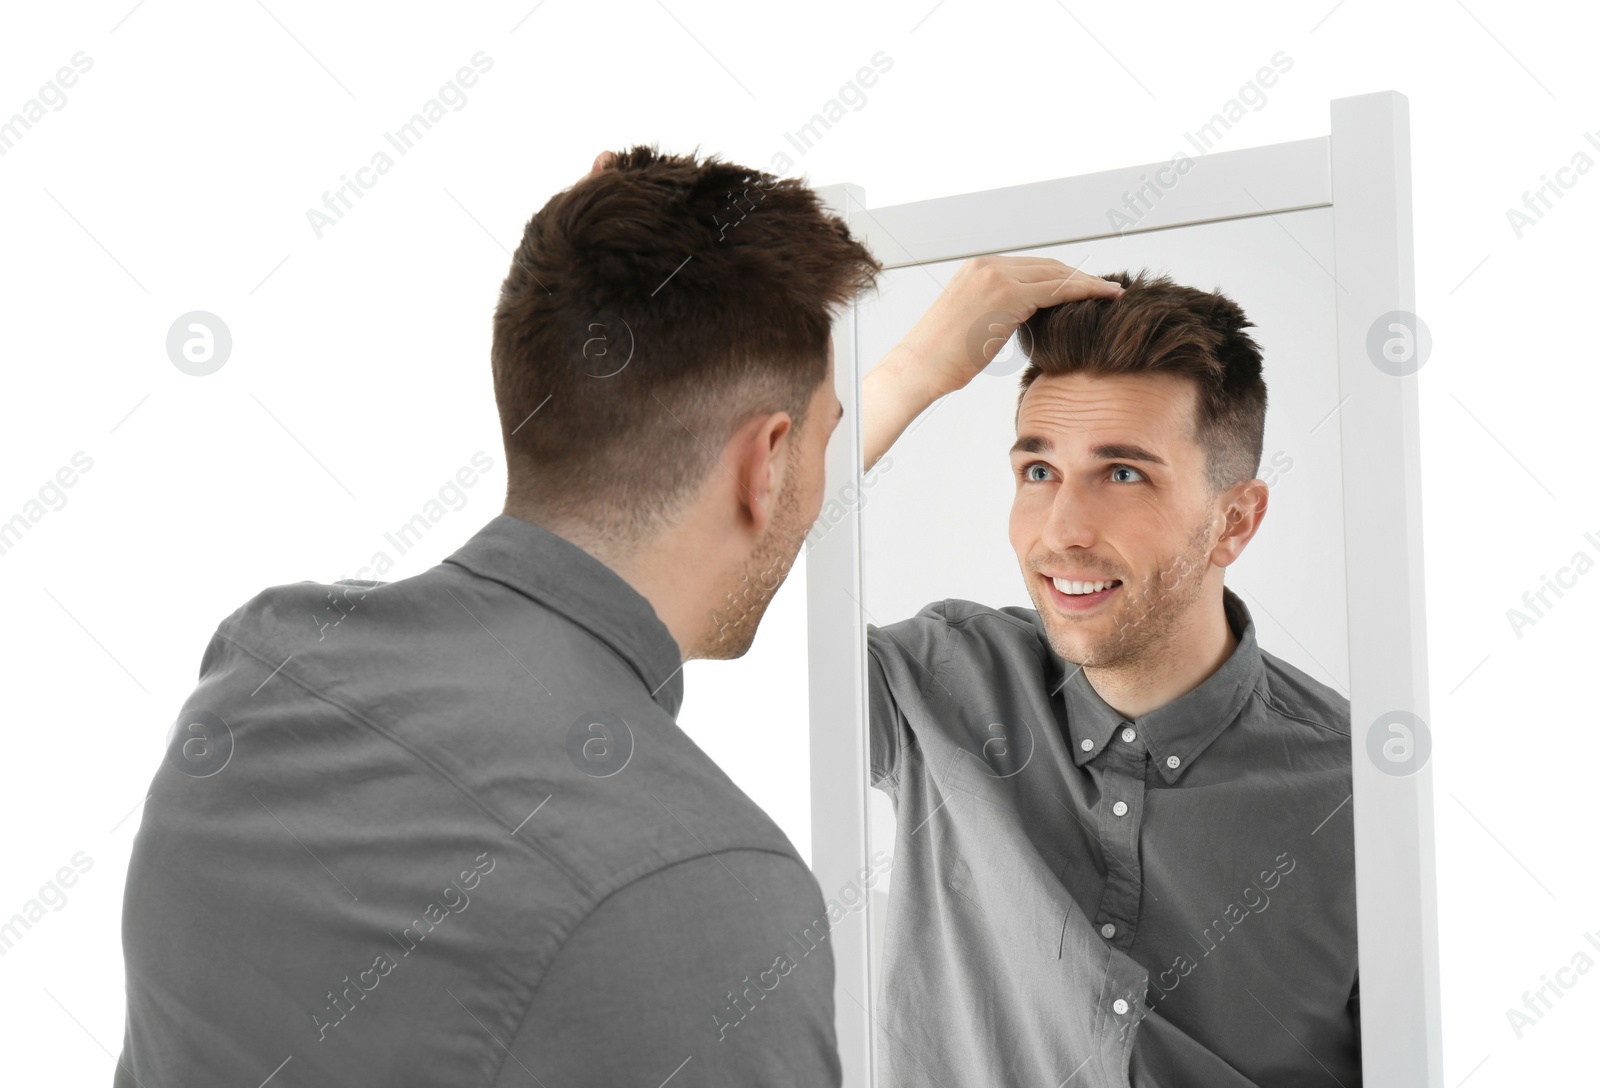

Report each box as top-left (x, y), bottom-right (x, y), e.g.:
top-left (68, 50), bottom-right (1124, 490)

top-left (1043, 574), bottom-right (1122, 610)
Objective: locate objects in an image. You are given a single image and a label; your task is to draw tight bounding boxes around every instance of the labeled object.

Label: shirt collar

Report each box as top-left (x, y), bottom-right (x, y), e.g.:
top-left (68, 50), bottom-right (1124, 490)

top-left (1060, 585), bottom-right (1264, 783)
top-left (442, 514), bottom-right (686, 718)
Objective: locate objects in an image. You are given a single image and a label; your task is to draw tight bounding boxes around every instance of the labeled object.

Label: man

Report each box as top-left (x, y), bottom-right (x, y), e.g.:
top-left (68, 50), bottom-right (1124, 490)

top-left (861, 267), bottom-right (1360, 1085)
top-left (112, 145), bottom-right (1122, 1085)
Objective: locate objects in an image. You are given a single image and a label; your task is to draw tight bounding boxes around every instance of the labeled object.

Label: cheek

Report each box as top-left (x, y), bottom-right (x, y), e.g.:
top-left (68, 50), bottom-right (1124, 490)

top-left (1009, 484), bottom-right (1050, 529)
top-left (1007, 502), bottom-right (1032, 555)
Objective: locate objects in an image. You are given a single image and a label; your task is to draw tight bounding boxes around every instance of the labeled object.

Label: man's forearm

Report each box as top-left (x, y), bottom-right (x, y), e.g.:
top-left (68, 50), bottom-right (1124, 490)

top-left (861, 346), bottom-right (950, 473)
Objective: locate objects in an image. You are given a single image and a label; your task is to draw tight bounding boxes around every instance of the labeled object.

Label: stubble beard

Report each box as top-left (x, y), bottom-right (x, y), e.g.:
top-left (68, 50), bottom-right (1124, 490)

top-left (1037, 513), bottom-right (1219, 672)
top-left (698, 467), bottom-right (808, 661)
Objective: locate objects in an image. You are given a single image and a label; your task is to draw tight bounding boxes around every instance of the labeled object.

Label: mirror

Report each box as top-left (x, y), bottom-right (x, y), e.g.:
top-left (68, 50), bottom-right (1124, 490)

top-left (806, 91), bottom-right (1440, 1087)
top-left (859, 220), bottom-right (1356, 1083)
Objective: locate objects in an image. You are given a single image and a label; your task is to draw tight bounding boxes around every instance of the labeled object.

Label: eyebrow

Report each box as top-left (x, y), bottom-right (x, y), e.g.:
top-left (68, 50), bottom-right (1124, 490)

top-left (1008, 434), bottom-right (1169, 468)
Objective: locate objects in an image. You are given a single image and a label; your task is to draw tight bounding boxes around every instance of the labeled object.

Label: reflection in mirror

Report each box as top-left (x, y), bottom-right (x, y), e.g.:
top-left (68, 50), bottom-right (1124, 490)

top-left (857, 226), bottom-right (1360, 1085)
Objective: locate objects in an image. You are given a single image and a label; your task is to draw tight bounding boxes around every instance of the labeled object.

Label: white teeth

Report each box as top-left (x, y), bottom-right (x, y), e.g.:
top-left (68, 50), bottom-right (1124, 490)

top-left (1052, 577), bottom-right (1120, 596)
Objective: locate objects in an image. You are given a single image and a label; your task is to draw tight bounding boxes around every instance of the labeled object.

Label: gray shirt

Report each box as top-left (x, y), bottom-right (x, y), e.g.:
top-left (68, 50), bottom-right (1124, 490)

top-left (867, 586), bottom-right (1359, 1087)
top-left (114, 513), bottom-right (840, 1087)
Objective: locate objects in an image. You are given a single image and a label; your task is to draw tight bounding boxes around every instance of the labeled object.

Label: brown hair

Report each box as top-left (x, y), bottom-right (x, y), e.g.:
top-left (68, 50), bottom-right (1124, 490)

top-left (1017, 269), bottom-right (1267, 497)
top-left (491, 144), bottom-right (882, 549)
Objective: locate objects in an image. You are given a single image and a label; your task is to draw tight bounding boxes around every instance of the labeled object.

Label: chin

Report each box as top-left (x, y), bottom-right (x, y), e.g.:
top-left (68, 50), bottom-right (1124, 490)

top-left (701, 629), bottom-right (757, 661)
top-left (1038, 611), bottom-right (1109, 664)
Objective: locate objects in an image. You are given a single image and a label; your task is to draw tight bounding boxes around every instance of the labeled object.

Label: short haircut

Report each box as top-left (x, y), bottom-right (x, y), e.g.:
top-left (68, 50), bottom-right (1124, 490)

top-left (1017, 269), bottom-right (1267, 498)
top-left (491, 144), bottom-right (882, 549)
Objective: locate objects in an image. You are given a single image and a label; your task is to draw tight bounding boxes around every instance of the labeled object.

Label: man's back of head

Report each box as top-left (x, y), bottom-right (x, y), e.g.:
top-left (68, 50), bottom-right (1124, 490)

top-left (491, 144), bottom-right (881, 561)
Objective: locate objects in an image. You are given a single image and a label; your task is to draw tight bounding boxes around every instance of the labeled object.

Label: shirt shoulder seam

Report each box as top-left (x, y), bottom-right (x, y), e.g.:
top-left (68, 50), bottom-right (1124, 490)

top-left (937, 598), bottom-right (1040, 637)
top-left (213, 627), bottom-right (601, 896)
top-left (1251, 686), bottom-right (1352, 738)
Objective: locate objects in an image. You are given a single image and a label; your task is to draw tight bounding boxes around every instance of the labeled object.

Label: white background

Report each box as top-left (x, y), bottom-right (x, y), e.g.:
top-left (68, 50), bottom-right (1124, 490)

top-left (1, 0), bottom-right (1595, 1083)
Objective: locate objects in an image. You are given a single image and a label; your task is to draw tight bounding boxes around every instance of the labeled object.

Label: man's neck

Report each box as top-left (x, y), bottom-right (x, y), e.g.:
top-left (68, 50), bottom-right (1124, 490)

top-left (504, 506), bottom-right (696, 661)
top-left (1084, 597), bottom-right (1238, 721)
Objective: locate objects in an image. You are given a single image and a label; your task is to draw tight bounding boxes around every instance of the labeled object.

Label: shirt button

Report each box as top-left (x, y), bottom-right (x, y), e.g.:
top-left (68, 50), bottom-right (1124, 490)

top-left (1101, 923), bottom-right (1116, 939)
top-left (1112, 800), bottom-right (1128, 817)
top-left (1113, 998), bottom-right (1130, 1015)
top-left (1166, 755), bottom-right (1181, 769)
top-left (1080, 738), bottom-right (1094, 752)
top-left (1120, 727), bottom-right (1136, 743)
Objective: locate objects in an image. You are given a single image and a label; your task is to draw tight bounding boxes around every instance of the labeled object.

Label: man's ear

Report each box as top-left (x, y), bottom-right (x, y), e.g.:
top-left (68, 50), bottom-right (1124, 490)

top-left (1211, 481), bottom-right (1269, 568)
top-left (583, 150), bottom-right (616, 182)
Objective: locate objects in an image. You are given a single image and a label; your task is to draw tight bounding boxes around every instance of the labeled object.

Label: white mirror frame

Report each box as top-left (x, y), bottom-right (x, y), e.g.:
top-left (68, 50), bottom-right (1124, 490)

top-left (805, 90), bottom-right (1442, 1088)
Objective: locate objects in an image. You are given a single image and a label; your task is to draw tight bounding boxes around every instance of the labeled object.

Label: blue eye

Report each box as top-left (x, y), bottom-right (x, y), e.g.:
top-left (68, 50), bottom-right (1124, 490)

top-left (1019, 463), bottom-right (1145, 484)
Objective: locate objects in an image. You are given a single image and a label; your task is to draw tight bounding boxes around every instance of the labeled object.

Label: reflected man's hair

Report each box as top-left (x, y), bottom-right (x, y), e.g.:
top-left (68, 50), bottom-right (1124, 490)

top-left (1018, 269), bottom-right (1268, 499)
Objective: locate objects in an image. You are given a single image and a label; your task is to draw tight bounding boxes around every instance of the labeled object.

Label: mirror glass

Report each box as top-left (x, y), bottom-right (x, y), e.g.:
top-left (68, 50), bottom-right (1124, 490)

top-left (856, 211), bottom-right (1364, 1081)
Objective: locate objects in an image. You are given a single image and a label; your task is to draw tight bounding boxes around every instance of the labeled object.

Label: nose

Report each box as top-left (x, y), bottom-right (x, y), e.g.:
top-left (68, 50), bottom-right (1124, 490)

top-left (1037, 478), bottom-right (1102, 553)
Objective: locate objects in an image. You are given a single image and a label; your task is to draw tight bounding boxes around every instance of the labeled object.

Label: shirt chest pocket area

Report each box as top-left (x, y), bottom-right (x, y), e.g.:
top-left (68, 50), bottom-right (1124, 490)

top-left (939, 746), bottom-right (1077, 960)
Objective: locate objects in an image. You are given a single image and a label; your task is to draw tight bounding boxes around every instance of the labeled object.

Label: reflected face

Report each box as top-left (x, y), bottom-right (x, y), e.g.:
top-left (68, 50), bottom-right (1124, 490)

top-left (1008, 371), bottom-right (1226, 670)
top-left (701, 351), bottom-right (844, 660)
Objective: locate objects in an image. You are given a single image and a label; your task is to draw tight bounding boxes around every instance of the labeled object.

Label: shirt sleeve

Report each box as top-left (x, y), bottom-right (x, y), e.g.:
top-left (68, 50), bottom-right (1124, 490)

top-left (496, 850), bottom-right (840, 1088)
top-left (866, 637), bottom-right (908, 788)
top-left (866, 606), bottom-right (947, 790)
